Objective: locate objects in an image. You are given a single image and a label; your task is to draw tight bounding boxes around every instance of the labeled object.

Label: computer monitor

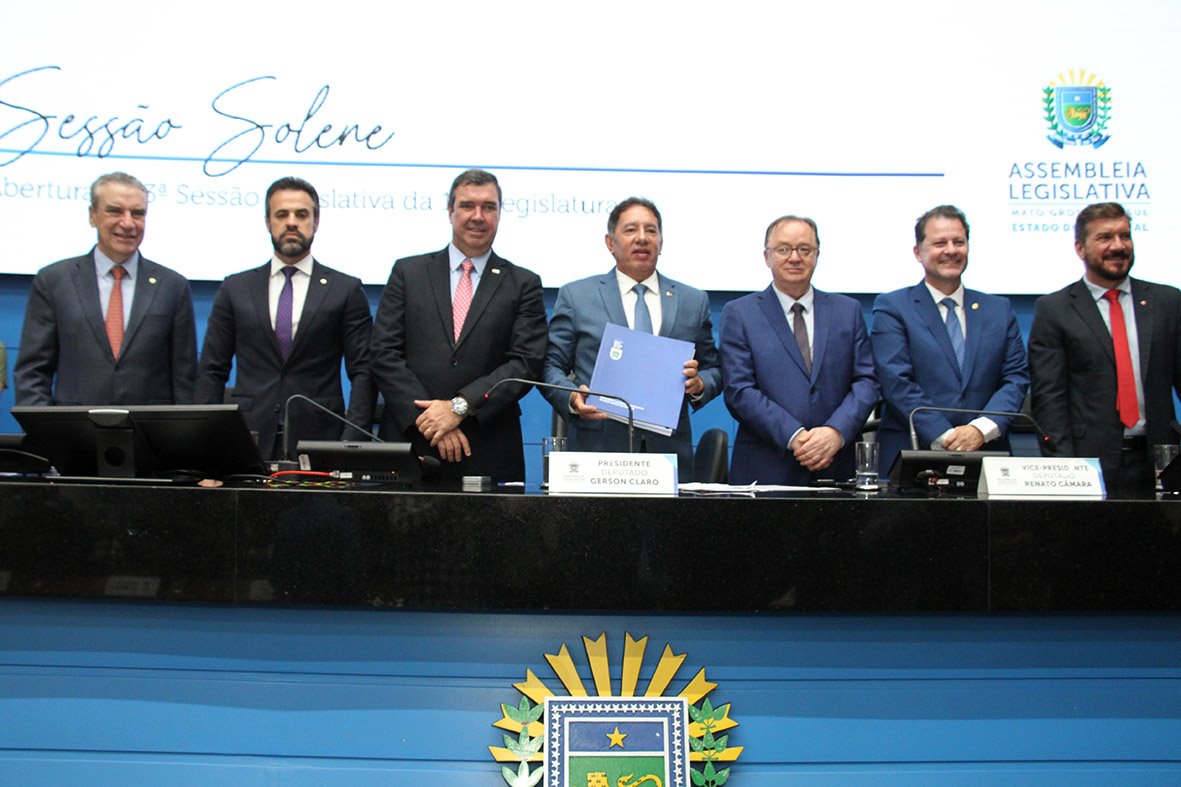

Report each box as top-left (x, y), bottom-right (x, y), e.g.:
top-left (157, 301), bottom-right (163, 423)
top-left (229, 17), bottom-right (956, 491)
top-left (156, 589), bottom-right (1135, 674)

top-left (11, 405), bottom-right (266, 480)
top-left (888, 450), bottom-right (1008, 496)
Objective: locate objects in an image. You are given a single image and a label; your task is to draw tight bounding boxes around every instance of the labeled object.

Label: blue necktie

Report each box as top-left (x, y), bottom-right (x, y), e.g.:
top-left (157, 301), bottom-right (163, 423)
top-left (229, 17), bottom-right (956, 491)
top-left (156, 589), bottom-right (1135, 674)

top-left (632, 283), bottom-right (653, 333)
top-left (276, 266), bottom-right (296, 360)
top-left (942, 297), bottom-right (964, 370)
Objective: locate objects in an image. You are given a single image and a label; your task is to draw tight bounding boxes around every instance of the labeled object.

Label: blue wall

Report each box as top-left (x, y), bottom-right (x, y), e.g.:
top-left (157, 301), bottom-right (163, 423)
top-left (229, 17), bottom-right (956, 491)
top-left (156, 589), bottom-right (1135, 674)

top-left (0, 273), bottom-right (1043, 484)
top-left (0, 598), bottom-right (1178, 783)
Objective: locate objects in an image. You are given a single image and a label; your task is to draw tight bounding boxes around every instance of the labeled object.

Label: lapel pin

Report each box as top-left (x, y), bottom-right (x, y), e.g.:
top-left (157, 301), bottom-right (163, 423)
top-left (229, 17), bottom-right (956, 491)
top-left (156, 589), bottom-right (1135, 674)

top-left (1141, 300), bottom-right (1148, 306)
top-left (149, 277), bottom-right (157, 284)
top-left (320, 278), bottom-right (328, 285)
top-left (491, 267), bottom-right (501, 275)
top-left (970, 302), bottom-right (979, 310)
top-left (665, 290), bottom-right (672, 297)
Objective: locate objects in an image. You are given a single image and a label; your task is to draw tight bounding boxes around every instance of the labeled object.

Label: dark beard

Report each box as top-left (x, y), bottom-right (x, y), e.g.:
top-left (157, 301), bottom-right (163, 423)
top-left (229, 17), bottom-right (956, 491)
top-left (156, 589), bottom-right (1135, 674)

top-left (1086, 251), bottom-right (1134, 285)
top-left (273, 232), bottom-right (311, 259)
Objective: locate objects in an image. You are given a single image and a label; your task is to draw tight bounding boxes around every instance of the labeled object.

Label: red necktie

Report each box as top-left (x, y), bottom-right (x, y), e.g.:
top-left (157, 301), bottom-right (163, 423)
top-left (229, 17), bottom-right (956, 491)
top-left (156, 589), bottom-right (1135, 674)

top-left (106, 265), bottom-right (126, 358)
top-left (453, 259), bottom-right (474, 342)
top-left (1103, 288), bottom-right (1139, 429)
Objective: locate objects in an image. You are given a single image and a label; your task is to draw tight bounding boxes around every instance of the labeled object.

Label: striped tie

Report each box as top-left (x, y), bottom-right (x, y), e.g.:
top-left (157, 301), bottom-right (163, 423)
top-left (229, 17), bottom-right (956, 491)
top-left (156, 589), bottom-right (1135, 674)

top-left (942, 297), bottom-right (964, 371)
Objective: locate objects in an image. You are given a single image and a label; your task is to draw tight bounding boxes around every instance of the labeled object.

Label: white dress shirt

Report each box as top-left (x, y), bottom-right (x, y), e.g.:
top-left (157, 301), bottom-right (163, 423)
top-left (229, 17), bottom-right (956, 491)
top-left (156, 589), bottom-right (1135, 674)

top-left (269, 254), bottom-right (314, 339)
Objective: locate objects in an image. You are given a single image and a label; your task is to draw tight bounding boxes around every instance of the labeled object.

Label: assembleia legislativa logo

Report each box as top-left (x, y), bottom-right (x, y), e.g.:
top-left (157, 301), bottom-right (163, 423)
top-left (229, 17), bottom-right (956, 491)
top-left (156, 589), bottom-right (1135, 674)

top-left (489, 633), bottom-right (743, 787)
top-left (1044, 69), bottom-right (1111, 149)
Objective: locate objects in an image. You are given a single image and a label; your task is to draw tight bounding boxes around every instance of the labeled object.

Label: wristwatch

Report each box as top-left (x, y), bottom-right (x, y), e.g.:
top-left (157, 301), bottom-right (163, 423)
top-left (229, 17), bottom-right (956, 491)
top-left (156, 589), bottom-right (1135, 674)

top-left (450, 396), bottom-right (470, 417)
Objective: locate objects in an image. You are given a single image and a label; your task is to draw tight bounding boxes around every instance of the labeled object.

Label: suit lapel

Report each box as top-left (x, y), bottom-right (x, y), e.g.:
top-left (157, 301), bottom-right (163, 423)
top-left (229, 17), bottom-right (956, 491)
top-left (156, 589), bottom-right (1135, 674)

top-left (290, 260), bottom-right (330, 358)
top-left (1068, 279), bottom-right (1117, 366)
top-left (429, 249), bottom-right (456, 346)
top-left (757, 286), bottom-right (809, 377)
top-left (960, 290), bottom-right (985, 391)
top-left (72, 253), bottom-right (112, 359)
top-left (457, 251), bottom-right (507, 347)
top-left (1130, 278), bottom-right (1153, 380)
top-left (810, 289), bottom-right (829, 381)
top-left (597, 270), bottom-right (630, 328)
top-left (656, 275), bottom-right (678, 336)
top-left (122, 257), bottom-right (159, 353)
top-left (247, 263), bottom-right (284, 361)
top-left (911, 282), bottom-right (962, 384)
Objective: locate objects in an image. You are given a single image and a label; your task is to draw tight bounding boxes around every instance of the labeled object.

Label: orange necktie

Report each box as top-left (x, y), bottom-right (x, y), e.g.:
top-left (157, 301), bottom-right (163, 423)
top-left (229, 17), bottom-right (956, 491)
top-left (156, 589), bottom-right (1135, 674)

top-left (106, 265), bottom-right (126, 358)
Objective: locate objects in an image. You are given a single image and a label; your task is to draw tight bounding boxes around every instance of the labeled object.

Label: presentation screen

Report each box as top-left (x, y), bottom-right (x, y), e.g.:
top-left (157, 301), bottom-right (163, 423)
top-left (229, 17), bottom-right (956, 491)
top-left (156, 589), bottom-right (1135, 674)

top-left (1, 1), bottom-right (1176, 293)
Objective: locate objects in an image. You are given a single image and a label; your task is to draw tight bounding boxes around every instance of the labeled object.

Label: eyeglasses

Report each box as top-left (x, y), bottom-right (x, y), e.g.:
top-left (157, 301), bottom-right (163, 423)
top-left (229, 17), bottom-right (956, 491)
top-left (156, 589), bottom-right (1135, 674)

top-left (766, 245), bottom-right (816, 260)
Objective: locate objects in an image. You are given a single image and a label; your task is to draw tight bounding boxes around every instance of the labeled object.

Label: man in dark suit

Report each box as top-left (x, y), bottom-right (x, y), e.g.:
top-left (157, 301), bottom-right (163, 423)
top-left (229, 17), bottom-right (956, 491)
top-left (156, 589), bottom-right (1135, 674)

top-left (196, 177), bottom-right (375, 460)
top-left (369, 169), bottom-right (547, 482)
top-left (721, 215), bottom-right (879, 485)
top-left (14, 172), bottom-right (196, 406)
top-left (871, 205), bottom-right (1029, 475)
top-left (542, 197), bottom-right (722, 477)
top-left (1029, 202), bottom-right (1181, 498)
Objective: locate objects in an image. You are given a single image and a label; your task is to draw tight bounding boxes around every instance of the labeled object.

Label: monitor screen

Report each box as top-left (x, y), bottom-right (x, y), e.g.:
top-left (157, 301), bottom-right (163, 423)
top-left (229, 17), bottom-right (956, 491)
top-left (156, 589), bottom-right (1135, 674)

top-left (11, 404), bottom-right (265, 480)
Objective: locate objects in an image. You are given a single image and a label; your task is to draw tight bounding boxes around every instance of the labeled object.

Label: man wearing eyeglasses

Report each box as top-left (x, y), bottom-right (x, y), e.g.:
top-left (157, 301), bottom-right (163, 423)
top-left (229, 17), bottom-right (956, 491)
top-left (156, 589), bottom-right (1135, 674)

top-left (870, 204), bottom-right (1029, 475)
top-left (720, 215), bottom-right (879, 485)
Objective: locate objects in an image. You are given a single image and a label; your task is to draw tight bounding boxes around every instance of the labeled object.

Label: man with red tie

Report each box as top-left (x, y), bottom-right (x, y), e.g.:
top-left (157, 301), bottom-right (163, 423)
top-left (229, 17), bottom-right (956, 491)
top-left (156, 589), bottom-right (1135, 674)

top-left (1029, 202), bottom-right (1181, 498)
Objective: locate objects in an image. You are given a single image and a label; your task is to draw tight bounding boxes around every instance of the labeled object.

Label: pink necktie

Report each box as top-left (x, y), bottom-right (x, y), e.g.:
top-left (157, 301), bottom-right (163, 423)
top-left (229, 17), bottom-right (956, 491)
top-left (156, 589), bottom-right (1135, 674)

top-left (453, 259), bottom-right (474, 342)
top-left (106, 265), bottom-right (126, 358)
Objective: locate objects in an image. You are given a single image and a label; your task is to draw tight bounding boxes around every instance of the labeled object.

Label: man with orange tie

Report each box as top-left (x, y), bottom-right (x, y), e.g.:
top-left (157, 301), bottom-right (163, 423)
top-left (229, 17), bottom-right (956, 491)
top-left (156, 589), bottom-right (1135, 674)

top-left (369, 169), bottom-right (547, 482)
top-left (14, 172), bottom-right (196, 406)
top-left (1029, 202), bottom-right (1181, 498)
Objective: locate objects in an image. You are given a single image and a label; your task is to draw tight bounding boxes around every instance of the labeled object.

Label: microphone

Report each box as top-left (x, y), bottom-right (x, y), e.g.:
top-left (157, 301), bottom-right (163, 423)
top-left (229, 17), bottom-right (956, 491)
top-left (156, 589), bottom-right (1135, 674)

top-left (907, 405), bottom-right (1054, 453)
top-left (282, 393), bottom-right (382, 461)
top-left (483, 377), bottom-right (638, 453)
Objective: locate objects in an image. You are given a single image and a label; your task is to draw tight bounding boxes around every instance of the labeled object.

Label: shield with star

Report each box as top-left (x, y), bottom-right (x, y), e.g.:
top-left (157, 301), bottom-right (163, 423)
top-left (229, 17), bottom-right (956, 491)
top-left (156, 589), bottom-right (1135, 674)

top-left (546, 696), bottom-right (687, 787)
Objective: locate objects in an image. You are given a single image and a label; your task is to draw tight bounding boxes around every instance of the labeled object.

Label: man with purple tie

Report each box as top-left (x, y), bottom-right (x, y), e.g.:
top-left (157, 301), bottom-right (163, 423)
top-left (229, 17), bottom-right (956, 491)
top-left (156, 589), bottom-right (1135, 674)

top-left (196, 176), bottom-right (374, 459)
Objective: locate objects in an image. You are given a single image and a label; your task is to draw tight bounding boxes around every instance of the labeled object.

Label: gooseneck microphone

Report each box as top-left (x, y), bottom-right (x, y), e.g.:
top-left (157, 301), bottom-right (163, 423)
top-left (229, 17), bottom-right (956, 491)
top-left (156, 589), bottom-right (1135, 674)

top-left (282, 394), bottom-right (382, 461)
top-left (907, 405), bottom-right (1054, 453)
top-left (483, 377), bottom-right (638, 453)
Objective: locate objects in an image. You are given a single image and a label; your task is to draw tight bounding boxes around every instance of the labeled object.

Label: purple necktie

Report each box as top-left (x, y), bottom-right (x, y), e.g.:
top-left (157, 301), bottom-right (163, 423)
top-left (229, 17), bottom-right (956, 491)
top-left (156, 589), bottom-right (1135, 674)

top-left (276, 266), bottom-right (296, 360)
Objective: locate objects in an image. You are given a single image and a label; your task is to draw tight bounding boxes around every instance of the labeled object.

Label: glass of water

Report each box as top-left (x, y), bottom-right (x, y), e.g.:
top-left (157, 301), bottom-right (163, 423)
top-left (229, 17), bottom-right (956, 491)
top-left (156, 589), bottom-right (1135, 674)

top-left (855, 441), bottom-right (880, 491)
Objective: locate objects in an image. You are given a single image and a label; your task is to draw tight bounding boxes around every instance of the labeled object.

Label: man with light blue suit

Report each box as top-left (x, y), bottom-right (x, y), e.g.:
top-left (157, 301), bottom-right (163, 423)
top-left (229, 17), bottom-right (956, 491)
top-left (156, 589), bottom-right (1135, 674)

top-left (721, 215), bottom-right (879, 485)
top-left (871, 205), bottom-right (1029, 475)
top-left (543, 197), bottom-right (722, 477)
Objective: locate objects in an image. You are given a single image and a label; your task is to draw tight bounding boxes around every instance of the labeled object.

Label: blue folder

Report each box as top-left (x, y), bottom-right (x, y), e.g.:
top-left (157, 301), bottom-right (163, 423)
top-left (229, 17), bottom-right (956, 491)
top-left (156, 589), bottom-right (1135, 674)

top-left (585, 323), bottom-right (694, 436)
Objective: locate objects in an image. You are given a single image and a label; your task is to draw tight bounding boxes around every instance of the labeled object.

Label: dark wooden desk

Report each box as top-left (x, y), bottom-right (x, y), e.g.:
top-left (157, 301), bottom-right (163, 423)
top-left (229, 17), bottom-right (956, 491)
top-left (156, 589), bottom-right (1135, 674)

top-left (1, 482), bottom-right (1178, 612)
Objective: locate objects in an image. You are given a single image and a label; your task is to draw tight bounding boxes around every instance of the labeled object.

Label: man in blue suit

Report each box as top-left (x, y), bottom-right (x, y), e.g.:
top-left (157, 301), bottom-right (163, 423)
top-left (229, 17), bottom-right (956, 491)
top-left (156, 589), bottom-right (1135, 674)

top-left (721, 215), bottom-right (879, 485)
top-left (543, 197), bottom-right (721, 477)
top-left (871, 205), bottom-right (1029, 475)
